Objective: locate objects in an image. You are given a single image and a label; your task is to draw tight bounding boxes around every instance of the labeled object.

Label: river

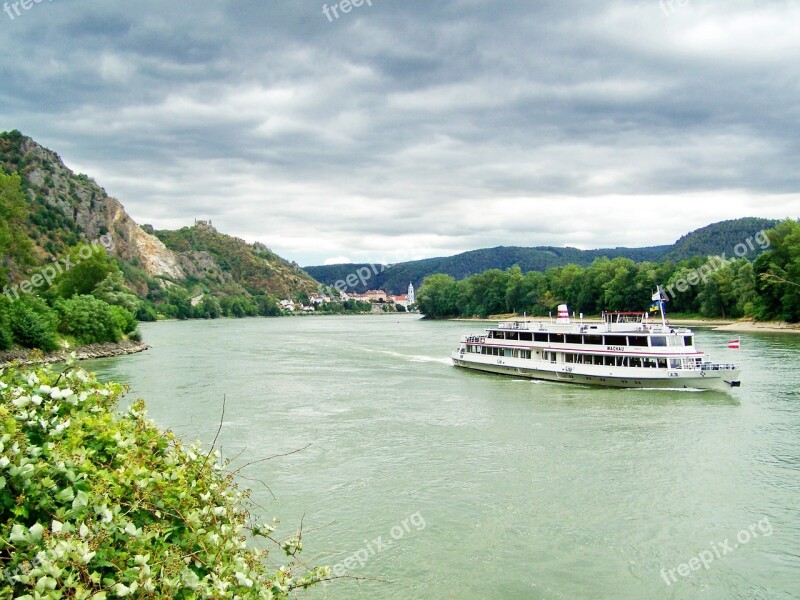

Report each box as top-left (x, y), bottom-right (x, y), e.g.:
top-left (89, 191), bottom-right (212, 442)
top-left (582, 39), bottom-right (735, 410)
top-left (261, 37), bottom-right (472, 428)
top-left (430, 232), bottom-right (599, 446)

top-left (85, 315), bottom-right (800, 599)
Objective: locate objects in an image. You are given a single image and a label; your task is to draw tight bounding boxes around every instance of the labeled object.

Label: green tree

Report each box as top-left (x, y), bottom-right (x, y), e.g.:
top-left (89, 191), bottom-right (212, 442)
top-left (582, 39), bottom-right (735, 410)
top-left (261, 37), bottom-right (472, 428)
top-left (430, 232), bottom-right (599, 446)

top-left (53, 244), bottom-right (119, 298)
top-left (7, 296), bottom-right (59, 351)
top-left (165, 287), bottom-right (193, 320)
top-left (417, 274), bottom-right (459, 319)
top-left (195, 295), bottom-right (222, 319)
top-left (109, 304), bottom-right (138, 335)
top-left (254, 294), bottom-right (281, 316)
top-left (92, 270), bottom-right (141, 314)
top-left (752, 220), bottom-right (800, 322)
top-left (54, 295), bottom-right (123, 344)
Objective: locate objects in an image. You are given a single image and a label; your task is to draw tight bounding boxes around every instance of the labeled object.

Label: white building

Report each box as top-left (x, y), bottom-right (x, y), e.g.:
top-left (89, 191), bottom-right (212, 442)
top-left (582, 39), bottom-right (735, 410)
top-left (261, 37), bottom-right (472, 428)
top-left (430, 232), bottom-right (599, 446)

top-left (407, 283), bottom-right (416, 305)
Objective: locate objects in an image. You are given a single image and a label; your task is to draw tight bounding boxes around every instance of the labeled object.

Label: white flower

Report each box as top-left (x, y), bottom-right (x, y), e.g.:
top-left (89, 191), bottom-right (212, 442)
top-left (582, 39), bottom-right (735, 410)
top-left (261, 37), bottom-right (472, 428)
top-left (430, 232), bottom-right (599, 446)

top-left (235, 572), bottom-right (254, 588)
top-left (12, 396), bottom-right (31, 408)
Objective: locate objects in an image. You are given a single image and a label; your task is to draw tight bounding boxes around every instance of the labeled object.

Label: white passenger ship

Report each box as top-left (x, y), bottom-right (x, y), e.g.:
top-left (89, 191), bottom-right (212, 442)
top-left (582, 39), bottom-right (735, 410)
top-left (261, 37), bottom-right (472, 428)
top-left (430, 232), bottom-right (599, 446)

top-left (451, 300), bottom-right (741, 391)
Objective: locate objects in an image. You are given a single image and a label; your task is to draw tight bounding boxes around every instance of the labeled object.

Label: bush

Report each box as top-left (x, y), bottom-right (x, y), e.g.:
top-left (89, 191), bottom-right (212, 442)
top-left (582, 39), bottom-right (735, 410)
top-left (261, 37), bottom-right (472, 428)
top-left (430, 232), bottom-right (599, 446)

top-left (92, 271), bottom-right (141, 315)
top-left (109, 305), bottom-right (138, 335)
top-left (0, 361), bottom-right (328, 598)
top-left (52, 245), bottom-right (119, 299)
top-left (6, 296), bottom-right (59, 351)
top-left (136, 303), bottom-right (158, 322)
top-left (54, 295), bottom-right (121, 344)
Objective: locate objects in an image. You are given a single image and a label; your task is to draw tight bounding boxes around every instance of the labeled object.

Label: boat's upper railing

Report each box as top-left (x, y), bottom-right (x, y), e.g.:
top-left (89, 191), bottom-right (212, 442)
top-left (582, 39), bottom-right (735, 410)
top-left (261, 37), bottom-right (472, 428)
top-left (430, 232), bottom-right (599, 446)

top-left (701, 362), bottom-right (739, 371)
top-left (497, 320), bottom-right (533, 330)
top-left (602, 311), bottom-right (647, 324)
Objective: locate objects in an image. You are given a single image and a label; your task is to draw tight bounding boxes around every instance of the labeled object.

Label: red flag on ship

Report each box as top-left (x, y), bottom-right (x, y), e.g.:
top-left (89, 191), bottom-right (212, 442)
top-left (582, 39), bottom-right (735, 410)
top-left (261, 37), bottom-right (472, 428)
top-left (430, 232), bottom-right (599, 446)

top-left (727, 339), bottom-right (740, 350)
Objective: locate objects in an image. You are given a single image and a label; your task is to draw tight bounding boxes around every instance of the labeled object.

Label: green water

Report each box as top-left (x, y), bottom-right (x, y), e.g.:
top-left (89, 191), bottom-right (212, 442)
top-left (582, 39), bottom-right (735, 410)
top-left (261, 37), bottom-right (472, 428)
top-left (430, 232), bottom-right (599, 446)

top-left (85, 315), bottom-right (800, 599)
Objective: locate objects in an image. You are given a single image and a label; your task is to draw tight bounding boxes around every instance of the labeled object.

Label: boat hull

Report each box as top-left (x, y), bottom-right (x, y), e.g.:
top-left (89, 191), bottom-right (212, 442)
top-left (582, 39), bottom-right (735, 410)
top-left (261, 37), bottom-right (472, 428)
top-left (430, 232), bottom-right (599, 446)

top-left (451, 354), bottom-right (741, 391)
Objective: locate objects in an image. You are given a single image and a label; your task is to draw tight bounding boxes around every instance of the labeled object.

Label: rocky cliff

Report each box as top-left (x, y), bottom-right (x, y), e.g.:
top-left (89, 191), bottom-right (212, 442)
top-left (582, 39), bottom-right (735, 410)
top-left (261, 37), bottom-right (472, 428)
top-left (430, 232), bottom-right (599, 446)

top-left (0, 130), bottom-right (318, 299)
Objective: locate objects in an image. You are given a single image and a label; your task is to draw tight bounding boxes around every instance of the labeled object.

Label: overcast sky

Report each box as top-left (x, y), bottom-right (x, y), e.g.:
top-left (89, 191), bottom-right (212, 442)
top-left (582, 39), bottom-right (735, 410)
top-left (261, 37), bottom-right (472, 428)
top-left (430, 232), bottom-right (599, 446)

top-left (1, 1), bottom-right (799, 265)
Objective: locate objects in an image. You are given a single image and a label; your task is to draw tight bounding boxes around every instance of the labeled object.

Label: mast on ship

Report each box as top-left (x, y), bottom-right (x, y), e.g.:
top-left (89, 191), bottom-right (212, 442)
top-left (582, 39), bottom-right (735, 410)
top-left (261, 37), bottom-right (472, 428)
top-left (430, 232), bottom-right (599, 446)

top-left (652, 287), bottom-right (668, 327)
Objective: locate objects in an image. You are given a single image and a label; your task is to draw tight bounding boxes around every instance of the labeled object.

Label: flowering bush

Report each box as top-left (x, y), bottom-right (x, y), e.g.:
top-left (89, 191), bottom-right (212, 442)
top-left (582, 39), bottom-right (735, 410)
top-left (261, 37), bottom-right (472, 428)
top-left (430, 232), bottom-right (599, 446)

top-left (0, 360), bottom-right (328, 598)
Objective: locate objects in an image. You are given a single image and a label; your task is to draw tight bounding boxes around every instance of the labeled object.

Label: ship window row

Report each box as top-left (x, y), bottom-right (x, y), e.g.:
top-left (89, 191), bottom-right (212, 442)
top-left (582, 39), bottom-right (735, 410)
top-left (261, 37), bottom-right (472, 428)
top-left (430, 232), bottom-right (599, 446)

top-left (487, 331), bottom-right (692, 347)
top-left (465, 345), bottom-right (531, 359)
top-left (564, 354), bottom-right (669, 368)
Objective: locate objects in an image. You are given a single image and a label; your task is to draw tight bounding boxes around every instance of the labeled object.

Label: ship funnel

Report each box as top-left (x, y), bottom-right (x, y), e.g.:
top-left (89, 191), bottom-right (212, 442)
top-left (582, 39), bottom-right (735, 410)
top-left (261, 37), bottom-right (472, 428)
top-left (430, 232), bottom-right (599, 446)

top-left (557, 304), bottom-right (570, 323)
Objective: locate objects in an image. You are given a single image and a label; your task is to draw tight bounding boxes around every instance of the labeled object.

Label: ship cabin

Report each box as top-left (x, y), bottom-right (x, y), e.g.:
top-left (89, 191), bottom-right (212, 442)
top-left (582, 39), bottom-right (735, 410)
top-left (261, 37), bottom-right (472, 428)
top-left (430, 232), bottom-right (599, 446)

top-left (460, 310), bottom-right (705, 372)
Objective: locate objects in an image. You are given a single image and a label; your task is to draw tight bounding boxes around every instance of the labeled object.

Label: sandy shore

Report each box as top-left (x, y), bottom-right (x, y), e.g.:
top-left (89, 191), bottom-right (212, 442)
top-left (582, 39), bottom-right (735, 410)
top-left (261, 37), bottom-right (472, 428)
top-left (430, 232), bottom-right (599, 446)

top-left (450, 315), bottom-right (800, 334)
top-left (706, 321), bottom-right (800, 334)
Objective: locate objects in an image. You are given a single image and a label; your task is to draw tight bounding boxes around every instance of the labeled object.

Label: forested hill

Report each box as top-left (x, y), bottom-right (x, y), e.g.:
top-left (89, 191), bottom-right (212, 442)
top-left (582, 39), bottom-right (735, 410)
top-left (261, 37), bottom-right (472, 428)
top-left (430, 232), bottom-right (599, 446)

top-left (661, 218), bottom-right (780, 262)
top-left (305, 217), bottom-right (779, 294)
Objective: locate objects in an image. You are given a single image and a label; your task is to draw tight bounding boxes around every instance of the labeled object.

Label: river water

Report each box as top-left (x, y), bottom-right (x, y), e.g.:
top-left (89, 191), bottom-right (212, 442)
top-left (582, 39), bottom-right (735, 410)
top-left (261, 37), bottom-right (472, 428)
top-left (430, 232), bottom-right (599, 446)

top-left (85, 315), bottom-right (800, 599)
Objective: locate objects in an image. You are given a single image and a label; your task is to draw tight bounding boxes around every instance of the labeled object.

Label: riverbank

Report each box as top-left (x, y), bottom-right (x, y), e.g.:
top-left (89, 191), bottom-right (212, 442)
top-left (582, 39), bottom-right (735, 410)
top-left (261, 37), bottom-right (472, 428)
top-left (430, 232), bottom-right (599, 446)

top-left (0, 340), bottom-right (150, 367)
top-left (449, 315), bottom-right (800, 334)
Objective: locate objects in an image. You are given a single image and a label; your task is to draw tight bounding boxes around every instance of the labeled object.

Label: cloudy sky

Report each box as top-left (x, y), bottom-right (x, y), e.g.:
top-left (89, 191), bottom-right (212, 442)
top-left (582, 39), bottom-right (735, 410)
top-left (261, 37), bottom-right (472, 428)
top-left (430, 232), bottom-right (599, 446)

top-left (1, 0), bottom-right (799, 266)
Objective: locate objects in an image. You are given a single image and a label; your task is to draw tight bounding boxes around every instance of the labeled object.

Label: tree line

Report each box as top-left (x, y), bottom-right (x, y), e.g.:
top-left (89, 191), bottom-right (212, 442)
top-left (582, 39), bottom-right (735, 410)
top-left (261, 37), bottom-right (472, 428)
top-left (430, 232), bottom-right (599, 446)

top-left (416, 220), bottom-right (800, 322)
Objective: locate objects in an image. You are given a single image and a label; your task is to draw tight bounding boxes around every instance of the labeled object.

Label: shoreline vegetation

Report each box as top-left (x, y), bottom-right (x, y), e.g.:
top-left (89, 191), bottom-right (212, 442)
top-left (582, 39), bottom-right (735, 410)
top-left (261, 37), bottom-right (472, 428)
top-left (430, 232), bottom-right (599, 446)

top-left (0, 340), bottom-right (150, 367)
top-left (0, 360), bottom-right (328, 597)
top-left (418, 219), bottom-right (800, 326)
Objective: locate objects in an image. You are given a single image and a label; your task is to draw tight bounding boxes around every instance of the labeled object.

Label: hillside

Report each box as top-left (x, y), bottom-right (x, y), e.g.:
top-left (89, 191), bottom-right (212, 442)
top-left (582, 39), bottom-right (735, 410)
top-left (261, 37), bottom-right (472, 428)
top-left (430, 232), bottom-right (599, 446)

top-left (661, 217), bottom-right (779, 262)
top-left (154, 222), bottom-right (317, 299)
top-left (0, 130), bottom-right (319, 308)
top-left (306, 218), bottom-right (778, 294)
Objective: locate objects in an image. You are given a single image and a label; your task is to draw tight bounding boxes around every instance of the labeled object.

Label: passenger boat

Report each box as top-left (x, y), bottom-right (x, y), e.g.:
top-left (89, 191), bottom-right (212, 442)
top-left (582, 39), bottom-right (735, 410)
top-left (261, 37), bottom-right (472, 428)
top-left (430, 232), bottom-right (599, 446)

top-left (451, 293), bottom-right (741, 391)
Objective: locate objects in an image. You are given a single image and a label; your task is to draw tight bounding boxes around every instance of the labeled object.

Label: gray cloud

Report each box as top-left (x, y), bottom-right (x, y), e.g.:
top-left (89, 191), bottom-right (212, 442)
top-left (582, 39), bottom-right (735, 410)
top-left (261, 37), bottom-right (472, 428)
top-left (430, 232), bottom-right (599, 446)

top-left (1, 0), bottom-right (798, 265)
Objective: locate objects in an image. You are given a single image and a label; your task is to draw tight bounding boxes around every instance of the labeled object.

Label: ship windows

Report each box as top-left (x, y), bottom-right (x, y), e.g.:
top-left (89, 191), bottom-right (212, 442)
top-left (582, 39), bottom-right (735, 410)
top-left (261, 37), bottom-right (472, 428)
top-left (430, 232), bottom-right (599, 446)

top-left (650, 336), bottom-right (667, 347)
top-left (684, 336), bottom-right (693, 346)
top-left (604, 356), bottom-right (615, 366)
top-left (520, 332), bottom-right (533, 341)
top-left (506, 332), bottom-right (518, 341)
top-left (605, 335), bottom-right (627, 346)
top-left (628, 336), bottom-right (649, 347)
top-left (585, 335), bottom-right (603, 345)
top-left (566, 334), bottom-right (582, 345)
top-left (534, 333), bottom-right (548, 343)
top-left (630, 357), bottom-right (643, 368)
top-left (594, 355), bottom-right (604, 366)
top-left (658, 359), bottom-right (668, 368)
top-left (549, 334), bottom-right (565, 344)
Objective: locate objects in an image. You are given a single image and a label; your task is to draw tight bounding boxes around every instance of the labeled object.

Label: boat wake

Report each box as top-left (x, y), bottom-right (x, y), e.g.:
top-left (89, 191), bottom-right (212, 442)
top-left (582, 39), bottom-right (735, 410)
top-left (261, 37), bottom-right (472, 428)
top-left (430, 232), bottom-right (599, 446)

top-left (370, 349), bottom-right (452, 365)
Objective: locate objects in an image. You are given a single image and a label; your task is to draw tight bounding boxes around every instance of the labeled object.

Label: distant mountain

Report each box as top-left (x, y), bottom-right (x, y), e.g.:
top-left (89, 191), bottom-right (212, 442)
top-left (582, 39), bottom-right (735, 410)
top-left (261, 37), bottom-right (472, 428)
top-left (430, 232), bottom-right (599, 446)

top-left (660, 217), bottom-right (779, 262)
top-left (0, 130), bottom-right (319, 301)
top-left (305, 218), bottom-right (779, 294)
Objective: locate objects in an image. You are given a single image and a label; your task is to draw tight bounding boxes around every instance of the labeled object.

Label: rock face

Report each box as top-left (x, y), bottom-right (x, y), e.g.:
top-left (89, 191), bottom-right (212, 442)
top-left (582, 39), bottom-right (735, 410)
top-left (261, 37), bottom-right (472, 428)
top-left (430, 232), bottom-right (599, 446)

top-left (0, 130), bottom-right (320, 299)
top-left (16, 137), bottom-right (187, 281)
